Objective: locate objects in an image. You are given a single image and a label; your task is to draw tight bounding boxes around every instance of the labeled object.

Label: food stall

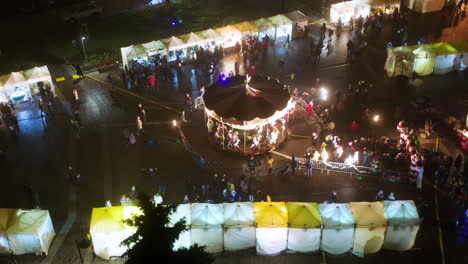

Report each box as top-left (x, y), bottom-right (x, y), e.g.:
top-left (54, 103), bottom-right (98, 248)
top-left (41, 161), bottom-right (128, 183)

top-left (233, 21), bottom-right (259, 40)
top-left (180, 32), bottom-right (206, 60)
top-left (216, 25), bottom-right (243, 54)
top-left (267, 14), bottom-right (293, 43)
top-left (349, 202), bottom-right (387, 254)
top-left (162, 36), bottom-right (186, 62)
top-left (254, 202), bottom-right (288, 255)
top-left (284, 10), bottom-right (309, 39)
top-left (251, 18), bottom-right (276, 42)
top-left (449, 40), bottom-right (468, 71)
top-left (330, 1), bottom-right (370, 26)
top-left (384, 45), bottom-right (417, 77)
top-left (203, 75), bottom-right (295, 155)
top-left (383, 200), bottom-right (420, 251)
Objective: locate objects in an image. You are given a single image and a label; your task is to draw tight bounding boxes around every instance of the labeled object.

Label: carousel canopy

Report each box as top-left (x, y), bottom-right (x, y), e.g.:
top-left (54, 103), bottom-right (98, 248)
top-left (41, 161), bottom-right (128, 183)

top-left (203, 75), bottom-right (291, 122)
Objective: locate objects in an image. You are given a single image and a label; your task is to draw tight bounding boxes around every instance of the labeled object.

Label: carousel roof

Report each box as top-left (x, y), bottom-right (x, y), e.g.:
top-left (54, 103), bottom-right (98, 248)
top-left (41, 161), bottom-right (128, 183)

top-left (203, 75), bottom-right (290, 122)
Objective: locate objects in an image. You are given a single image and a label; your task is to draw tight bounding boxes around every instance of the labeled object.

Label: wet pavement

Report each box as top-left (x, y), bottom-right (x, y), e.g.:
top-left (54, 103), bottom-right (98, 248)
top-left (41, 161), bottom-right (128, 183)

top-left (1, 7), bottom-right (468, 264)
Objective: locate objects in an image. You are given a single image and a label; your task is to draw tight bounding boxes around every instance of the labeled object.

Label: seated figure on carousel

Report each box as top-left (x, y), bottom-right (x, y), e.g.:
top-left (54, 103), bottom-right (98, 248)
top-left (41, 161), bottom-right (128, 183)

top-left (250, 134), bottom-right (262, 151)
top-left (269, 127), bottom-right (279, 145)
top-left (231, 131), bottom-right (240, 150)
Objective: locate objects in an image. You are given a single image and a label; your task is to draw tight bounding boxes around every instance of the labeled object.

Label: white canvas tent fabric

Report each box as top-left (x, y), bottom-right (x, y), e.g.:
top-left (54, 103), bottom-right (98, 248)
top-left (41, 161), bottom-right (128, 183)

top-left (121, 45), bottom-right (148, 68)
top-left (223, 202), bottom-right (255, 251)
top-left (180, 32), bottom-right (206, 49)
top-left (169, 204), bottom-right (191, 250)
top-left (430, 43), bottom-right (459, 75)
top-left (0, 209), bottom-right (16, 254)
top-left (6, 210), bottom-right (55, 255)
top-left (141, 40), bottom-right (167, 56)
top-left (319, 203), bottom-right (355, 254)
top-left (255, 227), bottom-right (288, 255)
top-left (284, 10), bottom-right (309, 29)
top-left (197, 28), bottom-right (224, 43)
top-left (287, 228), bottom-right (321, 253)
top-left (191, 203), bottom-right (224, 228)
top-left (23, 66), bottom-right (53, 85)
top-left (330, 1), bottom-right (371, 26)
top-left (216, 25), bottom-right (243, 47)
top-left (267, 14), bottom-right (293, 43)
top-left (350, 202), bottom-right (387, 254)
top-left (413, 45), bottom-right (436, 76)
top-left (383, 200), bottom-right (420, 251)
top-left (162, 36), bottom-right (186, 51)
top-left (405, 0), bottom-right (444, 14)
top-left (251, 18), bottom-right (276, 40)
top-left (191, 228), bottom-right (223, 253)
top-left (384, 45), bottom-right (417, 77)
top-left (286, 202), bottom-right (322, 253)
top-left (2, 72), bottom-right (28, 89)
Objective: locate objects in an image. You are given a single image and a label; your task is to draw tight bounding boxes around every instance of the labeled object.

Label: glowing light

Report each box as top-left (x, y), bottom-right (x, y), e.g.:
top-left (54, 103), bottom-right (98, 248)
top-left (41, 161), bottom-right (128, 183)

top-left (344, 155), bottom-right (354, 165)
top-left (312, 151), bottom-right (320, 163)
top-left (172, 120), bottom-right (177, 127)
top-left (321, 149), bottom-right (329, 162)
top-left (320, 88), bottom-right (328, 101)
top-left (373, 114), bottom-right (380, 122)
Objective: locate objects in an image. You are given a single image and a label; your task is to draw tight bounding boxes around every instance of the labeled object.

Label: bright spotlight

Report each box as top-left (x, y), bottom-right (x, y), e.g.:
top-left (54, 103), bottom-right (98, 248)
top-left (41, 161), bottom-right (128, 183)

top-left (320, 88), bottom-right (328, 101)
top-left (172, 120), bottom-right (177, 127)
top-left (373, 115), bottom-right (380, 122)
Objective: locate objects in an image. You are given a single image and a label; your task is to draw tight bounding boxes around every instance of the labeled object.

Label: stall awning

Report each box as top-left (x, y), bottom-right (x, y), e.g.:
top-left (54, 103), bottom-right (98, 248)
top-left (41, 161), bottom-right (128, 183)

top-left (141, 40), bottom-right (167, 55)
top-left (349, 202), bottom-right (387, 227)
top-left (284, 10), bottom-right (308, 23)
top-left (224, 202), bottom-right (255, 228)
top-left (216, 25), bottom-right (242, 38)
top-left (23, 66), bottom-right (52, 84)
top-left (383, 200), bottom-right (419, 226)
top-left (162, 36), bottom-right (186, 51)
top-left (251, 18), bottom-right (275, 31)
top-left (1, 72), bottom-right (28, 89)
top-left (254, 202), bottom-right (288, 228)
top-left (319, 203), bottom-right (355, 228)
top-left (233, 21), bottom-right (259, 35)
top-left (267, 14), bottom-right (293, 26)
top-left (287, 202), bottom-right (321, 229)
top-left (125, 45), bottom-right (148, 60)
top-left (197, 28), bottom-right (224, 42)
top-left (180, 32), bottom-right (206, 48)
top-left (448, 40), bottom-right (468, 53)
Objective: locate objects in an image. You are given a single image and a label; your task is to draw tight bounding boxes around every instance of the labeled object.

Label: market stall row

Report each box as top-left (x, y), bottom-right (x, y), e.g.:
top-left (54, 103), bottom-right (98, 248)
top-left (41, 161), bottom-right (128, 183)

top-left (120, 11), bottom-right (308, 67)
top-left (384, 40), bottom-right (468, 77)
top-left (90, 201), bottom-right (420, 259)
top-left (0, 209), bottom-right (55, 255)
top-left (330, 0), bottom-right (402, 26)
top-left (0, 66), bottom-right (55, 104)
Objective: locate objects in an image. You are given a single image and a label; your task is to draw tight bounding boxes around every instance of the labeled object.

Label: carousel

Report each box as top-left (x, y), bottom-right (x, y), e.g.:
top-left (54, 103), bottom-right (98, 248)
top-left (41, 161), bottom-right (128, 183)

top-left (202, 74), bottom-right (295, 155)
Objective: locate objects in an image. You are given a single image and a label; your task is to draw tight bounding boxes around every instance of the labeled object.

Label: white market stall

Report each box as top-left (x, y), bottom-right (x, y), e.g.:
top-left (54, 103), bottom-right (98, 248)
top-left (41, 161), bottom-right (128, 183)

top-left (450, 40), bottom-right (468, 71)
top-left (430, 42), bottom-right (459, 75)
top-left (286, 202), bottom-right (322, 253)
top-left (284, 10), bottom-right (309, 29)
top-left (216, 25), bottom-right (243, 48)
top-left (405, 0), bottom-right (444, 14)
top-left (180, 32), bottom-right (206, 60)
top-left (6, 210), bottom-right (55, 255)
top-left (254, 202), bottom-right (288, 255)
top-left (190, 203), bottom-right (224, 253)
top-left (384, 45), bottom-right (417, 77)
top-left (0, 209), bottom-right (16, 254)
top-left (319, 203), bottom-right (355, 254)
top-left (412, 44), bottom-right (436, 76)
top-left (168, 204), bottom-right (191, 250)
top-left (330, 1), bottom-right (371, 26)
top-left (141, 40), bottom-right (167, 57)
top-left (383, 200), bottom-right (420, 251)
top-left (223, 202), bottom-right (256, 251)
top-left (89, 206), bottom-right (141, 260)
top-left (197, 28), bottom-right (224, 44)
top-left (251, 18), bottom-right (276, 41)
top-left (162, 36), bottom-right (187, 62)
top-left (349, 202), bottom-right (387, 254)
top-left (363, 0), bottom-right (401, 14)
top-left (121, 45), bottom-right (149, 69)
top-left (267, 14), bottom-right (293, 43)
top-left (232, 21), bottom-right (259, 39)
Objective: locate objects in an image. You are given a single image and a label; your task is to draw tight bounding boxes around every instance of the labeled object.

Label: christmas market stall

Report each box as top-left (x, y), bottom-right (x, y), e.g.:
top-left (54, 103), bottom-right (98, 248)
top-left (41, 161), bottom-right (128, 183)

top-left (251, 18), bottom-right (276, 42)
top-left (350, 202), bottom-right (387, 254)
top-left (383, 200), bottom-right (420, 251)
top-left (448, 40), bottom-right (468, 71)
top-left (0, 209), bottom-right (15, 254)
top-left (203, 75), bottom-right (295, 155)
top-left (364, 0), bottom-right (401, 14)
top-left (223, 202), bottom-right (256, 251)
top-left (319, 203), bottom-right (355, 254)
top-left (254, 202), bottom-right (288, 255)
top-left (120, 44), bottom-right (149, 69)
top-left (330, 1), bottom-right (370, 26)
top-left (286, 202), bottom-right (322, 253)
top-left (404, 0), bottom-right (444, 14)
top-left (180, 32), bottom-right (206, 60)
top-left (267, 14), bottom-right (293, 43)
top-left (384, 45), bottom-right (417, 77)
top-left (284, 10), bottom-right (309, 39)
top-left (233, 21), bottom-right (259, 40)
top-left (215, 25), bottom-right (243, 54)
top-left (162, 36), bottom-right (187, 62)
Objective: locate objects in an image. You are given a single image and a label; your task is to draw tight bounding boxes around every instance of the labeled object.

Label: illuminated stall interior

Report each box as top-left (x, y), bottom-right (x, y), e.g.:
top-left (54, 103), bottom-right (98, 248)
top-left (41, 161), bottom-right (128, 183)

top-left (363, 0), bottom-right (401, 14)
top-left (202, 75), bottom-right (295, 155)
top-left (267, 14), bottom-right (293, 43)
top-left (330, 1), bottom-right (371, 26)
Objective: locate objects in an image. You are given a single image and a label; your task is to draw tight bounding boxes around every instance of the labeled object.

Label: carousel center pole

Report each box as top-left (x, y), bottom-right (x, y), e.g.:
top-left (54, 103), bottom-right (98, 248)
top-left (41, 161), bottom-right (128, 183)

top-left (243, 121), bottom-right (246, 153)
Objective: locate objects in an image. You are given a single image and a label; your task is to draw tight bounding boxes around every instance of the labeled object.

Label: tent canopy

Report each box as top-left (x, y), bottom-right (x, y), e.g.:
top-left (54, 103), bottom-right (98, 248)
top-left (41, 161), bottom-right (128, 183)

top-left (448, 40), bottom-right (468, 52)
top-left (427, 42), bottom-right (458, 56)
top-left (23, 66), bottom-right (52, 83)
top-left (383, 200), bottom-right (419, 225)
top-left (191, 203), bottom-right (224, 228)
top-left (141, 40), bottom-right (167, 53)
top-left (162, 36), bottom-right (186, 51)
top-left (216, 25), bottom-right (242, 37)
top-left (224, 202), bottom-right (255, 228)
top-left (2, 72), bottom-right (27, 89)
top-left (413, 44), bottom-right (436, 58)
top-left (251, 18), bottom-right (275, 31)
top-left (284, 10), bottom-right (308, 23)
top-left (233, 21), bottom-right (259, 35)
top-left (6, 210), bottom-right (51, 235)
top-left (180, 32), bottom-right (205, 47)
top-left (254, 202), bottom-right (288, 228)
top-left (203, 75), bottom-right (291, 122)
top-left (0, 209), bottom-right (16, 231)
top-left (268, 14), bottom-right (293, 26)
top-left (362, 0), bottom-right (401, 7)
top-left (349, 202), bottom-right (387, 227)
top-left (319, 203), bottom-right (354, 228)
top-left (125, 45), bottom-right (148, 60)
top-left (197, 28), bottom-right (223, 42)
top-left (287, 202), bottom-right (322, 228)
top-left (90, 206), bottom-right (127, 233)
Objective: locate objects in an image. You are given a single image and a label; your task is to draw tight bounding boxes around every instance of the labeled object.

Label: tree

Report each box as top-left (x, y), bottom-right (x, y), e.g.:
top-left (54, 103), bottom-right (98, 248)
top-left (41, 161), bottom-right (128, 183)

top-left (122, 193), bottom-right (214, 264)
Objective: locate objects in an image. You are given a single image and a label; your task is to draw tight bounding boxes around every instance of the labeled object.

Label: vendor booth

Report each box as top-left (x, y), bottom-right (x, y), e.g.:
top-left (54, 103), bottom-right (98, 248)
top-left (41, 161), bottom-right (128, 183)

top-left (412, 44), bottom-right (436, 76)
top-left (319, 203), bottom-right (355, 254)
top-left (0, 209), bottom-right (16, 254)
top-left (251, 18), bottom-right (276, 42)
top-left (162, 36), bottom-right (186, 62)
top-left (180, 32), bottom-right (206, 60)
top-left (450, 40), bottom-right (468, 71)
top-left (364, 0), bottom-right (401, 14)
top-left (383, 200), bottom-right (420, 251)
top-left (169, 204), bottom-right (191, 250)
top-left (197, 28), bottom-right (224, 52)
top-left (223, 202), bottom-right (256, 251)
top-left (203, 75), bottom-right (294, 155)
top-left (285, 10), bottom-right (309, 29)
top-left (141, 40), bottom-right (167, 57)
top-left (330, 1), bottom-right (371, 26)
top-left (90, 206), bottom-right (141, 260)
top-left (267, 14), bottom-right (293, 43)
top-left (233, 21), bottom-right (259, 39)
top-left (0, 66), bottom-right (54, 104)
top-left (405, 0), bottom-right (444, 14)
top-left (349, 202), bottom-right (387, 254)
top-left (254, 202), bottom-right (288, 255)
top-left (384, 45), bottom-right (417, 77)
top-left (190, 203), bottom-right (224, 253)
top-left (286, 202), bottom-right (322, 253)
top-left (6, 209), bottom-right (55, 256)
top-left (216, 25), bottom-right (243, 48)
top-left (121, 45), bottom-right (149, 69)
top-left (430, 42), bottom-right (458, 75)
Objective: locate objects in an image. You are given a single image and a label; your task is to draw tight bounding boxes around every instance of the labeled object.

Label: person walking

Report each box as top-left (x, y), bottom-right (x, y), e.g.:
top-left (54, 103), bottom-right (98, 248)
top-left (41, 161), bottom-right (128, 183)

top-left (136, 116), bottom-right (143, 136)
top-left (375, 190), bottom-right (385, 201)
top-left (327, 191), bottom-right (338, 203)
top-left (72, 88), bottom-right (80, 109)
top-left (38, 99), bottom-right (45, 117)
top-left (284, 34), bottom-right (291, 48)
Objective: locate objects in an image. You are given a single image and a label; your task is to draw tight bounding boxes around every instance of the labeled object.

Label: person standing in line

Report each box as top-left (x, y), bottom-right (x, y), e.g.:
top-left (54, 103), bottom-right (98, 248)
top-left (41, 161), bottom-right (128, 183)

top-left (136, 116), bottom-right (143, 136)
top-left (120, 195), bottom-right (129, 206)
top-left (153, 193), bottom-right (163, 205)
top-left (375, 190), bottom-right (385, 201)
top-left (306, 156), bottom-right (313, 178)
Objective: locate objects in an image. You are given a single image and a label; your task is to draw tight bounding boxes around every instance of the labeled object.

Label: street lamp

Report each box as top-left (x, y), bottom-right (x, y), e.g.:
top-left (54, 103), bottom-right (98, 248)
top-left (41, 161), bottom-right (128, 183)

top-left (81, 36), bottom-right (88, 63)
top-left (373, 114), bottom-right (380, 122)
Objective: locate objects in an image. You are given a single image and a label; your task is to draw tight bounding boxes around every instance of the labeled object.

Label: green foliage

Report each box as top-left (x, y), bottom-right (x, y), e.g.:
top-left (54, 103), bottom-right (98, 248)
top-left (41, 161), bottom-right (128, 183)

top-left (121, 193), bottom-right (214, 264)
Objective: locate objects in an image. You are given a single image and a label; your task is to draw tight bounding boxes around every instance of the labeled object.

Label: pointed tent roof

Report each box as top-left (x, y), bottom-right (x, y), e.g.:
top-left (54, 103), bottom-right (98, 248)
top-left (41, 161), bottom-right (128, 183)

top-left (254, 202), bottom-right (288, 228)
top-left (0, 209), bottom-right (17, 231)
top-left (2, 72), bottom-right (27, 88)
top-left (287, 202), bottom-right (322, 228)
top-left (216, 25), bottom-right (242, 37)
top-left (383, 200), bottom-right (419, 225)
top-left (191, 203), bottom-right (224, 228)
top-left (6, 210), bottom-right (50, 235)
top-left (179, 32), bottom-right (205, 47)
top-left (197, 28), bottom-right (223, 42)
top-left (224, 202), bottom-right (255, 228)
top-left (349, 202), bottom-right (387, 227)
top-left (162, 36), bottom-right (185, 51)
top-left (412, 44), bottom-right (436, 58)
top-left (448, 40), bottom-right (468, 52)
top-left (319, 203), bottom-right (354, 228)
top-left (251, 18), bottom-right (275, 31)
top-left (90, 206), bottom-right (125, 233)
top-left (141, 40), bottom-right (167, 53)
top-left (284, 10), bottom-right (308, 23)
top-left (233, 21), bottom-right (259, 35)
top-left (126, 45), bottom-right (148, 60)
top-left (23, 66), bottom-right (51, 83)
top-left (267, 14), bottom-right (293, 26)
top-left (427, 42), bottom-right (458, 55)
